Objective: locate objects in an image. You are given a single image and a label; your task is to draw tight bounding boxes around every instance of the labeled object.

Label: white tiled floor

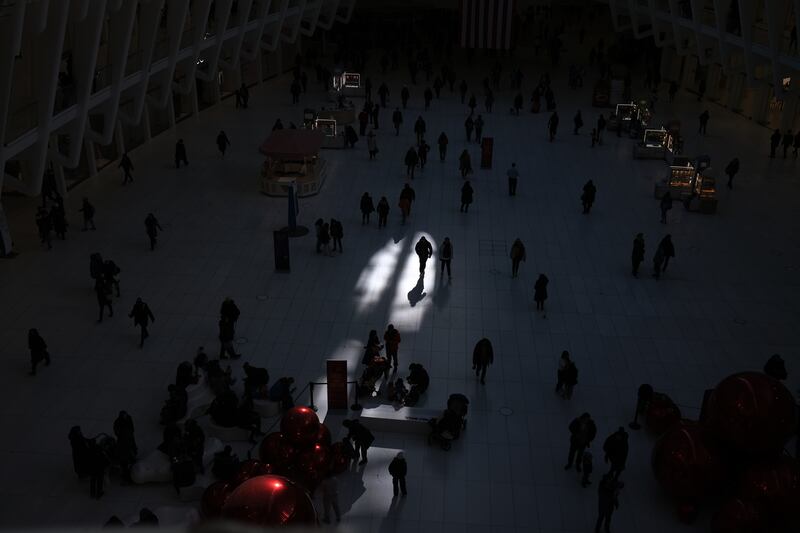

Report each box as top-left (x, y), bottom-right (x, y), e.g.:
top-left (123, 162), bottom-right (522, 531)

top-left (1, 31), bottom-right (799, 533)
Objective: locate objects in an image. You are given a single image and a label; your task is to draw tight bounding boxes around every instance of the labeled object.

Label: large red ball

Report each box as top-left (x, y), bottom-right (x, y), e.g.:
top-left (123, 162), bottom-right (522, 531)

top-left (259, 432), bottom-right (297, 467)
top-left (704, 372), bottom-right (796, 456)
top-left (315, 423), bottom-right (332, 448)
top-left (231, 459), bottom-right (273, 487)
top-left (739, 455), bottom-right (800, 521)
top-left (328, 442), bottom-right (349, 475)
top-left (651, 420), bottom-right (727, 504)
top-left (646, 392), bottom-right (682, 435)
top-left (711, 498), bottom-right (764, 533)
top-left (221, 475), bottom-right (317, 526)
top-left (201, 481), bottom-right (232, 519)
top-left (294, 443), bottom-right (331, 490)
top-left (280, 407), bottom-right (321, 447)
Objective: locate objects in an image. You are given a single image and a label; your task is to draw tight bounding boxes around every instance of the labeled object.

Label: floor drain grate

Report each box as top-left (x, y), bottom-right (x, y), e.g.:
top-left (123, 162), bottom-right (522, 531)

top-left (256, 295), bottom-right (268, 301)
top-left (236, 337), bottom-right (249, 345)
top-left (733, 318), bottom-right (747, 326)
top-left (499, 407), bottom-right (513, 416)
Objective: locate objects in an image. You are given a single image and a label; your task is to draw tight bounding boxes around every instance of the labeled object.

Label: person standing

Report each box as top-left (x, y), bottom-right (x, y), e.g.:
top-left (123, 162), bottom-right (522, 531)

top-left (510, 238), bottom-right (526, 278)
top-left (376, 197), bottom-right (390, 228)
top-left (460, 181), bottom-right (474, 212)
top-left (367, 130), bottom-right (378, 160)
top-left (597, 114), bottom-right (606, 144)
top-left (145, 213), bottom-right (163, 250)
top-left (95, 277), bottom-right (113, 323)
top-left (358, 108), bottom-right (369, 136)
top-left (439, 237), bottom-right (453, 281)
top-left (319, 222), bottom-right (331, 256)
top-left (698, 110), bottom-right (710, 135)
top-left (129, 297), bottom-right (155, 348)
top-left (401, 85), bottom-right (410, 109)
top-left (724, 157), bottom-right (739, 189)
top-left (631, 233), bottom-right (645, 277)
top-left (360, 192), bottom-right (375, 225)
top-left (595, 473), bottom-right (623, 533)
top-left (330, 219), bottom-right (343, 253)
top-left (216, 130), bottom-right (230, 157)
top-left (28, 328), bottom-right (50, 376)
top-left (534, 274), bottom-right (549, 313)
top-left (383, 324), bottom-right (401, 368)
top-left (783, 129), bottom-right (794, 158)
top-left (564, 412), bottom-right (597, 471)
top-left (175, 139), bottom-right (189, 168)
top-left (437, 132), bottom-right (449, 161)
top-left (80, 197), bottom-right (96, 231)
top-left (548, 111), bottom-right (559, 141)
top-left (417, 140), bottom-right (430, 170)
top-left (581, 180), bottom-right (597, 213)
top-left (399, 184), bottom-right (415, 224)
top-left (414, 236), bottom-right (433, 274)
top-left (659, 192), bottom-right (672, 224)
top-left (388, 452), bottom-right (408, 496)
top-left (464, 114), bottom-right (474, 142)
top-left (320, 474), bottom-right (341, 524)
top-left (114, 411), bottom-right (137, 483)
top-left (88, 440), bottom-right (109, 499)
top-left (507, 163), bottom-right (519, 196)
top-left (573, 110), bottom-right (584, 134)
top-left (770, 129), bottom-right (781, 158)
top-left (474, 114), bottom-right (485, 143)
top-left (103, 259), bottom-right (121, 297)
top-left (652, 245), bottom-right (665, 280)
top-left (119, 152), bottom-right (134, 184)
top-left (458, 149), bottom-right (472, 178)
top-left (414, 116), bottom-right (426, 145)
top-left (404, 147), bottom-right (419, 179)
top-left (472, 337), bottom-right (494, 385)
top-left (378, 82), bottom-right (389, 108)
top-left (658, 234), bottom-right (675, 272)
top-left (392, 108), bottom-right (403, 136)
top-left (603, 427), bottom-right (629, 480)
top-left (342, 419), bottom-right (374, 464)
top-left (218, 316), bottom-right (240, 359)
top-left (555, 350), bottom-right (579, 399)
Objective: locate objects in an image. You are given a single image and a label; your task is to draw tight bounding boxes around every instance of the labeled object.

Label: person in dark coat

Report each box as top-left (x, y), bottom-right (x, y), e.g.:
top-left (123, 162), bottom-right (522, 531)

top-left (216, 130), bottom-right (230, 157)
top-left (770, 129), bottom-right (781, 158)
top-left (565, 412), bottom-right (597, 471)
top-left (458, 149), bottom-right (472, 178)
top-left (574, 110), bottom-right (584, 134)
top-left (464, 115), bottom-right (474, 142)
top-left (510, 238), bottom-right (526, 278)
top-left (724, 157), bottom-right (740, 189)
top-left (460, 181), bottom-right (474, 212)
top-left (342, 419), bottom-right (374, 464)
top-left (595, 473), bottom-right (623, 533)
top-left (175, 139), bottom-right (188, 168)
top-left (144, 213), bottom-right (162, 250)
top-left (383, 324), bottom-right (401, 368)
top-left (220, 297), bottom-right (240, 324)
top-left (763, 353), bottom-right (788, 380)
top-left (474, 115), bottom-right (485, 143)
top-left (659, 192), bottom-right (672, 224)
top-left (414, 236), bottom-right (433, 274)
top-left (556, 350), bottom-right (579, 399)
top-left (392, 108), bottom-right (403, 135)
top-left (548, 111), bottom-right (559, 141)
top-left (404, 147), bottom-right (419, 179)
top-left (658, 235), bottom-right (675, 272)
top-left (582, 180), bottom-right (596, 213)
top-left (243, 362), bottom-right (270, 397)
top-left (631, 233), bottom-right (645, 276)
top-left (534, 274), bottom-right (549, 312)
top-left (212, 445), bottom-right (240, 480)
top-left (468, 93), bottom-right (477, 114)
top-left (129, 297), bottom-right (155, 348)
top-left (344, 125), bottom-right (358, 148)
top-left (438, 132), bottom-right (448, 161)
top-left (439, 237), bottom-right (453, 281)
top-left (360, 192), bottom-right (375, 225)
top-left (783, 129), bottom-right (794, 158)
top-left (114, 411), bottom-right (137, 482)
top-left (28, 328), bottom-right (50, 375)
top-left (88, 439), bottom-right (109, 499)
top-left (371, 104), bottom-right (380, 130)
top-left (68, 426), bottom-right (91, 478)
top-left (219, 316), bottom-right (240, 359)
top-left (95, 277), bottom-right (113, 323)
top-left (358, 108), bottom-right (369, 136)
top-left (399, 184), bottom-right (415, 224)
top-left (388, 452), bottom-right (408, 496)
top-left (472, 337), bottom-right (494, 384)
top-left (414, 115), bottom-right (426, 145)
top-left (418, 140), bottom-right (430, 170)
top-left (102, 260), bottom-right (121, 297)
top-left (376, 197), bottom-right (390, 228)
top-left (269, 376), bottom-right (296, 410)
top-left (698, 110), bottom-right (710, 135)
top-left (507, 163), bottom-right (519, 196)
top-left (378, 82), bottom-right (389, 107)
top-left (80, 197), bottom-right (96, 231)
top-left (330, 218), bottom-right (343, 252)
top-left (272, 118), bottom-right (284, 131)
top-left (603, 427), bottom-right (629, 480)
top-left (119, 152), bottom-right (134, 184)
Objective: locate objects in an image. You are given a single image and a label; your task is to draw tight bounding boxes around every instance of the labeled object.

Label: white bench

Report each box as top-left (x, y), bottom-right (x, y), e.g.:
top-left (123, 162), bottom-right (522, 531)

top-left (198, 416), bottom-right (252, 442)
top-left (131, 437), bottom-right (223, 484)
top-left (358, 404), bottom-right (441, 434)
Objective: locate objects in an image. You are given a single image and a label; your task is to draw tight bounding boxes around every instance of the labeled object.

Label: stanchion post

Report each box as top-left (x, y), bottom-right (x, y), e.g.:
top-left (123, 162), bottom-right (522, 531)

top-left (308, 382), bottom-right (317, 412)
top-left (350, 380), bottom-right (362, 411)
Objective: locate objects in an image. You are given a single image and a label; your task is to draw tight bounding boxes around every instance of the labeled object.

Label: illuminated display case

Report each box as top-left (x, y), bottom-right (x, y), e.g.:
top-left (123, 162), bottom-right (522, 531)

top-left (259, 130), bottom-right (328, 197)
top-left (667, 157), bottom-right (695, 195)
top-left (686, 172), bottom-right (717, 214)
top-left (633, 127), bottom-right (674, 159)
top-left (332, 71), bottom-right (363, 97)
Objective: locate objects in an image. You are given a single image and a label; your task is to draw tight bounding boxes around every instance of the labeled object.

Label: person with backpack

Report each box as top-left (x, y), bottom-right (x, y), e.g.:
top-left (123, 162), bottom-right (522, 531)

top-left (564, 413), bottom-right (597, 471)
top-left (330, 219), bottom-right (343, 253)
top-left (437, 132), bottom-right (449, 161)
top-left (376, 197), bottom-right (390, 228)
top-left (404, 146), bottom-right (419, 179)
top-left (129, 297), bottom-right (155, 348)
top-left (439, 237), bottom-right (453, 281)
top-left (360, 192), bottom-right (376, 225)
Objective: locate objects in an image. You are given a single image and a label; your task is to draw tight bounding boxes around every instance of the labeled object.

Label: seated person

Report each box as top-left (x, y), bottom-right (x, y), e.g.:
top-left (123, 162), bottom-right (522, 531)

top-left (160, 385), bottom-right (188, 425)
top-left (175, 361), bottom-right (198, 390)
top-left (447, 393), bottom-right (469, 418)
top-left (368, 355), bottom-right (391, 381)
top-left (764, 354), bottom-right (787, 381)
top-left (357, 366), bottom-right (383, 398)
top-left (206, 360), bottom-right (234, 396)
top-left (212, 445), bottom-right (240, 480)
top-left (269, 377), bottom-right (296, 410)
top-left (207, 389), bottom-right (239, 427)
top-left (387, 378), bottom-right (408, 403)
top-left (361, 330), bottom-right (383, 365)
top-left (158, 423), bottom-right (183, 460)
top-left (407, 363), bottom-right (430, 393)
top-left (237, 393), bottom-right (265, 443)
top-left (243, 362), bottom-right (270, 397)
top-left (193, 347), bottom-right (209, 376)
top-left (437, 408), bottom-right (463, 440)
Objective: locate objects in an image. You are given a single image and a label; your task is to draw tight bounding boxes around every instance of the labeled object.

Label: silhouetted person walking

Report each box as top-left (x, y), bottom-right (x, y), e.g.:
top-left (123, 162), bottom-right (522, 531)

top-left (383, 324), bottom-right (401, 368)
top-left (724, 158), bottom-right (739, 189)
top-left (129, 297), bottom-right (155, 348)
top-left (581, 180), bottom-right (596, 213)
top-left (342, 419), bottom-right (374, 464)
top-left (119, 152), bottom-right (134, 184)
top-left (631, 233), bottom-right (644, 277)
top-left (510, 238), bottom-right (526, 278)
top-left (145, 213), bottom-right (163, 250)
top-left (28, 328), bottom-right (50, 376)
top-left (216, 130), bottom-right (230, 157)
top-left (460, 181), bottom-right (473, 212)
top-left (377, 197), bottom-right (390, 228)
top-left (459, 149), bottom-right (472, 178)
top-left (399, 184), bottom-right (415, 224)
top-left (658, 234), bottom-right (675, 272)
top-left (555, 351), bottom-right (578, 399)
top-left (393, 108), bottom-right (403, 135)
top-left (603, 427), bottom-right (629, 480)
top-left (389, 452), bottom-right (408, 496)
top-left (595, 473), bottom-right (623, 533)
top-left (404, 146), bottom-right (419, 179)
top-left (80, 197), bottom-right (96, 231)
top-left (507, 163), bottom-right (519, 196)
top-left (415, 236), bottom-right (433, 274)
top-left (437, 132), bottom-right (448, 161)
top-left (95, 277), bottom-right (113, 323)
top-left (472, 337), bottom-right (494, 384)
top-left (360, 192), bottom-right (375, 224)
top-left (565, 412), bottom-right (597, 471)
top-left (175, 139), bottom-right (188, 168)
top-left (659, 192), bottom-right (672, 224)
top-left (534, 274), bottom-right (549, 313)
top-left (439, 237), bottom-right (453, 281)
top-left (698, 110), bottom-right (709, 135)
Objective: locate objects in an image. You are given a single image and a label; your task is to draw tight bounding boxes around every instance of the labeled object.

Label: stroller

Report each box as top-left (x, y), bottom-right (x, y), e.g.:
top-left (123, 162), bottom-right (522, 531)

top-left (427, 394), bottom-right (469, 450)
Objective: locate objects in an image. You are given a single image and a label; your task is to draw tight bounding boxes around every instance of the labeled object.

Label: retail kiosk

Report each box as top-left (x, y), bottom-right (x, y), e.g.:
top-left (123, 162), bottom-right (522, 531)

top-left (259, 129), bottom-right (327, 197)
top-left (633, 127), bottom-right (674, 159)
top-left (653, 155), bottom-right (716, 213)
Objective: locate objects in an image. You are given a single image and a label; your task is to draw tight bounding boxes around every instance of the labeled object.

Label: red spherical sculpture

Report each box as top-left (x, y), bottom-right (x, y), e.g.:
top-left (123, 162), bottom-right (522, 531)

top-left (201, 481), bottom-right (232, 519)
top-left (704, 372), bottom-right (796, 457)
top-left (280, 407), bottom-right (321, 447)
top-left (259, 432), bottom-right (297, 467)
top-left (328, 442), bottom-right (349, 475)
top-left (315, 423), bottom-right (332, 448)
top-left (231, 459), bottom-right (273, 487)
top-left (651, 420), bottom-right (727, 504)
top-left (221, 475), bottom-right (317, 526)
top-left (739, 455), bottom-right (800, 520)
top-left (294, 443), bottom-right (331, 490)
top-left (711, 498), bottom-right (764, 533)
top-left (646, 392), bottom-right (682, 436)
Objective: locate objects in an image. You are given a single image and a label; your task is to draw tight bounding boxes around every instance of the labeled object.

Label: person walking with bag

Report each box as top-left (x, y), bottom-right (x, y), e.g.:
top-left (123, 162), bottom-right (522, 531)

top-left (388, 452), bottom-right (408, 496)
top-left (458, 149), bottom-right (472, 178)
top-left (129, 297), bottom-right (155, 348)
top-left (360, 192), bottom-right (375, 225)
top-left (472, 337), bottom-right (494, 385)
top-left (510, 238), bottom-right (526, 278)
top-left (437, 132), bottom-right (449, 161)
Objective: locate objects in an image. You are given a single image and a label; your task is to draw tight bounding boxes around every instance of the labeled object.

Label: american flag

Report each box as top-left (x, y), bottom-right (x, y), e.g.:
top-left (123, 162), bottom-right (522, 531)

top-left (460, 0), bottom-right (515, 50)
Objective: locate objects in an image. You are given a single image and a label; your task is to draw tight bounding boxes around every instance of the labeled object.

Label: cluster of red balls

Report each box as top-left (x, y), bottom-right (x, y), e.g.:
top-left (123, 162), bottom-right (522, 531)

top-left (200, 406), bottom-right (349, 526)
top-left (647, 371), bottom-right (799, 532)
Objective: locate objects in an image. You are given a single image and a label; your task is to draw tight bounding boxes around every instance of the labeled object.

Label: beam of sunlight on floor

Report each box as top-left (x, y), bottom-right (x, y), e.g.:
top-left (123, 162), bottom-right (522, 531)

top-left (353, 238), bottom-right (403, 314)
top-left (388, 232), bottom-right (437, 331)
